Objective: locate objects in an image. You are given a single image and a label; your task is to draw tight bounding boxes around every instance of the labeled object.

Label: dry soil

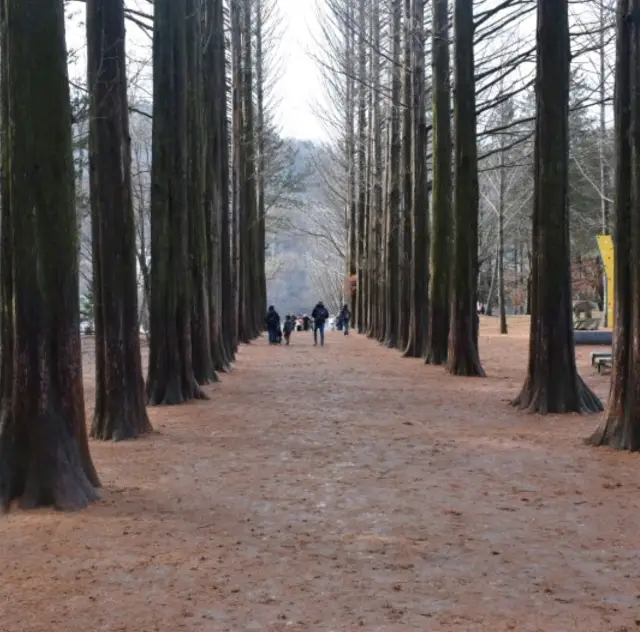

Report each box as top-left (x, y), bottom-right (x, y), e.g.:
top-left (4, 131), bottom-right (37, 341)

top-left (1, 317), bottom-right (638, 632)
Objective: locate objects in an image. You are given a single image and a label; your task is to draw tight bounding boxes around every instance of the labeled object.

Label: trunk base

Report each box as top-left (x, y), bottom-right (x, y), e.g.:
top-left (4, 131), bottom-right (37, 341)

top-left (445, 354), bottom-right (485, 377)
top-left (425, 346), bottom-right (447, 365)
top-left (586, 411), bottom-right (640, 451)
top-left (91, 408), bottom-right (153, 442)
top-left (513, 374), bottom-right (602, 414)
top-left (402, 336), bottom-right (423, 358)
top-left (147, 372), bottom-right (209, 406)
top-left (0, 409), bottom-right (102, 512)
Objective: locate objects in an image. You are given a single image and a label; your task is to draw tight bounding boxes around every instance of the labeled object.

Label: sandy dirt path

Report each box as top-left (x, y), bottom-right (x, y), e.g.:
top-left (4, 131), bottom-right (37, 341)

top-left (1, 318), bottom-right (639, 631)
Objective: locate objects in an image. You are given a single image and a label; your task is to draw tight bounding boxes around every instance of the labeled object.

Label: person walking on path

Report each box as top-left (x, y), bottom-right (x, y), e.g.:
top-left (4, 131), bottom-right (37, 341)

top-left (265, 305), bottom-right (281, 344)
top-left (282, 314), bottom-right (294, 345)
top-left (339, 304), bottom-right (351, 335)
top-left (311, 301), bottom-right (329, 346)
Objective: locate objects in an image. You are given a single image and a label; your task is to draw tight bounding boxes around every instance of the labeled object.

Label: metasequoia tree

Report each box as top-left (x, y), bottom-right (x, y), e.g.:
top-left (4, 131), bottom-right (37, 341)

top-left (255, 0), bottom-right (267, 336)
top-left (231, 0), bottom-right (244, 342)
top-left (384, 0), bottom-right (402, 348)
top-left (0, 0), bottom-right (101, 510)
top-left (404, 0), bottom-right (429, 358)
top-left (496, 98), bottom-right (509, 335)
top-left (203, 0), bottom-right (234, 370)
top-left (86, 0), bottom-right (152, 439)
top-left (587, 0), bottom-right (638, 446)
top-left (425, 0), bottom-right (451, 365)
top-left (0, 0), bottom-right (11, 475)
top-left (345, 0), bottom-right (357, 322)
top-left (186, 0), bottom-right (217, 384)
top-left (147, 0), bottom-right (206, 404)
top-left (397, 0), bottom-right (412, 350)
top-left (446, 0), bottom-right (485, 376)
top-left (513, 0), bottom-right (602, 413)
top-left (370, 0), bottom-right (384, 341)
top-left (355, 0), bottom-right (367, 332)
top-left (229, 0), bottom-right (265, 341)
top-left (232, 0), bottom-right (263, 342)
top-left (243, 0), bottom-right (263, 336)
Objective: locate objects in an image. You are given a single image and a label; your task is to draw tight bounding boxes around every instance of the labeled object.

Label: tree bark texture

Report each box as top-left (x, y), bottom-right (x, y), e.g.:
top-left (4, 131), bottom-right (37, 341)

top-left (513, 0), bottom-right (602, 413)
top-left (588, 0), bottom-right (638, 446)
top-left (384, 0), bottom-right (402, 349)
top-left (147, 0), bottom-right (206, 405)
top-left (87, 0), bottom-right (152, 439)
top-left (426, 0), bottom-right (452, 365)
top-left (0, 0), bottom-right (101, 510)
top-left (446, 0), bottom-right (485, 376)
top-left (404, 0), bottom-right (429, 358)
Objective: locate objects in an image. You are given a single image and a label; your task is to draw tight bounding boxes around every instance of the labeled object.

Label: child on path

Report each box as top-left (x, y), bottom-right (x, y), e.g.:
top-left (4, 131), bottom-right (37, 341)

top-left (339, 304), bottom-right (351, 335)
top-left (283, 315), bottom-right (294, 345)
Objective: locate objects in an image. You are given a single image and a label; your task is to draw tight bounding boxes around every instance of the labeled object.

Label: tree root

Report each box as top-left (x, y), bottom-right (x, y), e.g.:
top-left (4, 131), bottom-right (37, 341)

top-left (0, 410), bottom-right (101, 512)
top-left (513, 374), bottom-right (603, 414)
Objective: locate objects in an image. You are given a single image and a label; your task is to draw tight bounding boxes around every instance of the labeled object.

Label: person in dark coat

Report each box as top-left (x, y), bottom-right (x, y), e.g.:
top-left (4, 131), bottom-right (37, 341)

top-left (339, 304), bottom-right (351, 335)
top-left (265, 305), bottom-right (280, 344)
top-left (311, 301), bottom-right (329, 346)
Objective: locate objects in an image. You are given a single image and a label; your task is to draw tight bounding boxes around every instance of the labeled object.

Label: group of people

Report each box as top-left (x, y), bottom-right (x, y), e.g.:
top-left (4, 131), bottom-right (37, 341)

top-left (264, 302), bottom-right (351, 346)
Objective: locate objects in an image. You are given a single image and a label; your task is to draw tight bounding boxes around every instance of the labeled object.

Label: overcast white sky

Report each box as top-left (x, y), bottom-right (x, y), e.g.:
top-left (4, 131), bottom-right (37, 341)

top-left (66, 0), bottom-right (612, 142)
top-left (66, 0), bottom-right (326, 140)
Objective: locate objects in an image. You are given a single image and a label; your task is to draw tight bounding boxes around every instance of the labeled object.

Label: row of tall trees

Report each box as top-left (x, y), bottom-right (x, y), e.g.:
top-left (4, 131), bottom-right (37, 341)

top-left (0, 0), bottom-right (268, 511)
top-left (323, 0), bottom-right (640, 446)
top-left (319, 0), bottom-right (613, 414)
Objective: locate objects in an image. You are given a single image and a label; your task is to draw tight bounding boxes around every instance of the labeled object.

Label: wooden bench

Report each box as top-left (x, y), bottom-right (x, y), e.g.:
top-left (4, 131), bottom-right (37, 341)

top-left (590, 351), bottom-right (612, 366)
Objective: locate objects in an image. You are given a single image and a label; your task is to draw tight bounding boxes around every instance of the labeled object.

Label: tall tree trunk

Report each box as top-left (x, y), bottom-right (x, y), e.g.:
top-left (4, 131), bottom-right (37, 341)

top-left (242, 0), bottom-right (261, 337)
top-left (513, 0), bottom-right (601, 413)
top-left (365, 33), bottom-right (375, 337)
top-left (186, 0), bottom-right (217, 384)
top-left (354, 0), bottom-right (367, 333)
top-left (147, 0), bottom-right (206, 404)
top-left (0, 0), bottom-right (12, 442)
top-left (404, 0), bottom-right (428, 358)
top-left (398, 0), bottom-right (412, 351)
top-left (498, 114), bottom-right (508, 335)
top-left (223, 0), bottom-right (237, 358)
top-left (446, 0), bottom-right (484, 376)
top-left (384, 0), bottom-right (401, 348)
top-left (371, 0), bottom-right (384, 341)
top-left (255, 0), bottom-right (267, 329)
top-left (231, 0), bottom-right (248, 343)
top-left (219, 38), bottom-right (236, 362)
top-left (0, 0), bottom-right (101, 510)
top-left (485, 249), bottom-right (498, 316)
top-left (346, 0), bottom-right (357, 322)
top-left (87, 0), bottom-right (152, 438)
top-left (203, 0), bottom-right (232, 371)
top-left (588, 0), bottom-right (638, 446)
top-left (425, 0), bottom-right (451, 365)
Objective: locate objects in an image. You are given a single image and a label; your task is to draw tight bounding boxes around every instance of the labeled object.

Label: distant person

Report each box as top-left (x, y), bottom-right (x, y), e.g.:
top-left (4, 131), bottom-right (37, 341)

top-left (311, 300), bottom-right (329, 346)
top-left (265, 305), bottom-right (280, 345)
top-left (283, 314), bottom-right (294, 345)
top-left (302, 314), bottom-right (310, 331)
top-left (339, 304), bottom-right (351, 335)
